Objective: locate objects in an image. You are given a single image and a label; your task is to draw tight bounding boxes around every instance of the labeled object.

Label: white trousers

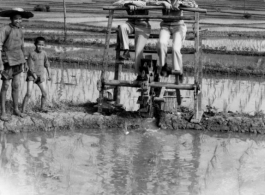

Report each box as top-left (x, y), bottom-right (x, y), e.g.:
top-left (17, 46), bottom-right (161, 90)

top-left (118, 22), bottom-right (151, 74)
top-left (157, 24), bottom-right (187, 74)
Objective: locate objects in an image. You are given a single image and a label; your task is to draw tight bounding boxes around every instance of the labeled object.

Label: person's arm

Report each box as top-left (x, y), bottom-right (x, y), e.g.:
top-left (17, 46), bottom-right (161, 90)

top-left (27, 53), bottom-right (37, 80)
top-left (124, 1), bottom-right (146, 7)
top-left (113, 0), bottom-right (146, 7)
top-left (44, 53), bottom-right (51, 80)
top-left (21, 30), bottom-right (28, 72)
top-left (113, 0), bottom-right (125, 6)
top-left (178, 0), bottom-right (198, 8)
top-left (0, 26), bottom-right (8, 73)
top-left (146, 0), bottom-right (172, 10)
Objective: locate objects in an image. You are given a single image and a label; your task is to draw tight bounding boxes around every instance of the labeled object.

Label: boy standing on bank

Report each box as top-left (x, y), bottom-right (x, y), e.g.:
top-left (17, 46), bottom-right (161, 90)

top-left (0, 8), bottom-right (34, 121)
top-left (22, 37), bottom-right (51, 113)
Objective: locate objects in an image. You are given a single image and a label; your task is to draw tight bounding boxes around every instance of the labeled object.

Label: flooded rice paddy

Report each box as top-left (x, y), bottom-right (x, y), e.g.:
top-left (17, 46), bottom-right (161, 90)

top-left (1, 66), bottom-right (264, 114)
top-left (1, 128), bottom-right (265, 195)
top-left (1, 29), bottom-right (265, 195)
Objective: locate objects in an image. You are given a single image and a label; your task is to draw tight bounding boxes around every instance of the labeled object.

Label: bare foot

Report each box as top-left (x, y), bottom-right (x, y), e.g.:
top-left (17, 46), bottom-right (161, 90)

top-left (0, 114), bottom-right (12, 122)
top-left (14, 110), bottom-right (27, 118)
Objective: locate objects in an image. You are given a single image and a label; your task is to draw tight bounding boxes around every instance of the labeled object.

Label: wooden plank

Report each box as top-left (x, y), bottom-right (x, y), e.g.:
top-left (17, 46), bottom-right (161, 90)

top-left (119, 48), bottom-right (196, 54)
top-left (98, 10), bottom-right (114, 113)
top-left (103, 6), bottom-right (207, 13)
top-left (108, 15), bottom-right (195, 20)
top-left (128, 34), bottom-right (195, 40)
top-left (103, 80), bottom-right (196, 90)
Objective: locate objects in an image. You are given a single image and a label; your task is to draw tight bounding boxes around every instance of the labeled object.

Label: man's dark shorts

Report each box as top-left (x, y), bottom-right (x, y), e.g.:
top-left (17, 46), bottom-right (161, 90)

top-left (1, 63), bottom-right (23, 80)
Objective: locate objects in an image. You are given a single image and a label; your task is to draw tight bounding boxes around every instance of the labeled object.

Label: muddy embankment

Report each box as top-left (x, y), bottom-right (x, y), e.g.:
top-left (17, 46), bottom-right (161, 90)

top-left (1, 107), bottom-right (264, 134)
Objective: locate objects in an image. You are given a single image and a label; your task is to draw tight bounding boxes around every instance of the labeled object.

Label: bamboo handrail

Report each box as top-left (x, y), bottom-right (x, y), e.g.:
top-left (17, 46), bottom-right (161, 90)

top-left (107, 15), bottom-right (195, 20)
top-left (103, 6), bottom-right (207, 13)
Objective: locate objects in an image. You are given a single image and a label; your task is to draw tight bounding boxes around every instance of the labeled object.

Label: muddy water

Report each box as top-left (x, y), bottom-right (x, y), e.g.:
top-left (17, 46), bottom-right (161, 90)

top-left (1, 129), bottom-right (265, 195)
top-left (1, 68), bottom-right (264, 113)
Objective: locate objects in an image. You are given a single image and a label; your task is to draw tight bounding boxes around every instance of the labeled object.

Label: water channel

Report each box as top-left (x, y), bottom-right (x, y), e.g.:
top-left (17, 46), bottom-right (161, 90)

top-left (1, 128), bottom-right (265, 195)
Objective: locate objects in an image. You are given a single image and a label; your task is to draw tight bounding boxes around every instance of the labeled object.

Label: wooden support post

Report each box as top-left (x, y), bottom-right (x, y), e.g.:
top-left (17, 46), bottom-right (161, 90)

top-left (114, 28), bottom-right (122, 105)
top-left (191, 12), bottom-right (203, 123)
top-left (63, 0), bottom-right (67, 41)
top-left (175, 75), bottom-right (181, 106)
top-left (98, 10), bottom-right (114, 113)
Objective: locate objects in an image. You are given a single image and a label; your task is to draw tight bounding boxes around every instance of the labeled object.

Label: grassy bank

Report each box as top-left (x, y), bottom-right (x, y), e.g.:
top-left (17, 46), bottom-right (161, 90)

top-left (1, 101), bottom-right (265, 134)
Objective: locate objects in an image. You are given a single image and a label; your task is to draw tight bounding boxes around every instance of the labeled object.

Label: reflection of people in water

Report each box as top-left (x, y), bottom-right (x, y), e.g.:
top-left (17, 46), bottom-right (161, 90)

top-left (0, 132), bottom-right (8, 168)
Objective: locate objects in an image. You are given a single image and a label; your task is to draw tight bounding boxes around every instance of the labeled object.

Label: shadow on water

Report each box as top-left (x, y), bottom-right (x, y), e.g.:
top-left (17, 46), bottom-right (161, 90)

top-left (1, 129), bottom-right (265, 195)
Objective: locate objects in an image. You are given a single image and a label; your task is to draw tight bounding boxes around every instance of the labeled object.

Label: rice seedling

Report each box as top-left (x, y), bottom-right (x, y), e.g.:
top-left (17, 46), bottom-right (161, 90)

top-left (220, 141), bottom-right (229, 154)
top-left (204, 144), bottom-right (218, 189)
top-left (223, 100), bottom-right (229, 113)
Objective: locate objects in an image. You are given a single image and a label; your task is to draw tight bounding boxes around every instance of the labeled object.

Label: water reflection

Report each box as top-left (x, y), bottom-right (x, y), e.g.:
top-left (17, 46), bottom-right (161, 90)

top-left (1, 130), bottom-right (265, 195)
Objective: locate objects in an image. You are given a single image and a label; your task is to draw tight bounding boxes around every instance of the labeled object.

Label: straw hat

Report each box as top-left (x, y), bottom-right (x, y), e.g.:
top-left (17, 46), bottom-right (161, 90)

top-left (0, 8), bottom-right (34, 19)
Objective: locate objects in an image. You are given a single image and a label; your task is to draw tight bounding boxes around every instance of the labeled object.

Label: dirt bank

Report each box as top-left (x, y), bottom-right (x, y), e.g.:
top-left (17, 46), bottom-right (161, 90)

top-left (0, 106), bottom-right (264, 134)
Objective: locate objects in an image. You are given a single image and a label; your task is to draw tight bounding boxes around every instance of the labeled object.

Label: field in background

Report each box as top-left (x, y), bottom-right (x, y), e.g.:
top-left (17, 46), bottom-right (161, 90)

top-left (0, 0), bottom-right (265, 113)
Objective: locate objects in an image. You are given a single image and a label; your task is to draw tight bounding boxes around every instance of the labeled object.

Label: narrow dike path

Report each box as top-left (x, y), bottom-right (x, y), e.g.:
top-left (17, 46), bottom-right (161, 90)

top-left (0, 109), bottom-right (264, 134)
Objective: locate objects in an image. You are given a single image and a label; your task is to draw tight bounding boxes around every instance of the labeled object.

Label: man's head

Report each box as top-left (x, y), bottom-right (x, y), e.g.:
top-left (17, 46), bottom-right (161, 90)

top-left (34, 37), bottom-right (46, 53)
top-left (10, 14), bottom-right (22, 28)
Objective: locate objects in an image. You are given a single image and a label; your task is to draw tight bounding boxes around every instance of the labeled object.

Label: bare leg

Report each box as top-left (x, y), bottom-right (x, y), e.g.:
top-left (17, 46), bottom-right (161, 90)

top-left (22, 81), bottom-right (33, 113)
top-left (37, 82), bottom-right (48, 112)
top-left (12, 74), bottom-right (26, 117)
top-left (0, 79), bottom-right (11, 121)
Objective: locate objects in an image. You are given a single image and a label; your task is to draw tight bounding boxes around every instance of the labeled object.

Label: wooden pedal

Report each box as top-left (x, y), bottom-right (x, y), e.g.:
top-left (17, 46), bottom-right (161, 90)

top-left (154, 97), bottom-right (165, 102)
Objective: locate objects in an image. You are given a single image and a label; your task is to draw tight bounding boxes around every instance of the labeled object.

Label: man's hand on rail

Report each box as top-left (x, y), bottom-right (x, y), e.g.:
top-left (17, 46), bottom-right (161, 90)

top-left (128, 5), bottom-right (136, 11)
top-left (171, 0), bottom-right (180, 10)
top-left (177, 0), bottom-right (198, 9)
top-left (162, 1), bottom-right (172, 10)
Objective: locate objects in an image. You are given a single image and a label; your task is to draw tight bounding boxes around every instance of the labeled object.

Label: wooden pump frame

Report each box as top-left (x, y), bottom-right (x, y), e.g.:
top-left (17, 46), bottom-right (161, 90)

top-left (98, 5), bottom-right (207, 123)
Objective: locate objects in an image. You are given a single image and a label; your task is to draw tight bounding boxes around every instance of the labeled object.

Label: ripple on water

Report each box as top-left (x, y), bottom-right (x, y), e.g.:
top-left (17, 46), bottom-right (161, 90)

top-left (1, 129), bottom-right (265, 194)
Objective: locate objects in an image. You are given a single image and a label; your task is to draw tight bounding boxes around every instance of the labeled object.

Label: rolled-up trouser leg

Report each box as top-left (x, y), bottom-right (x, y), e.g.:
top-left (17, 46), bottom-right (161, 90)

top-left (157, 28), bottom-right (170, 68)
top-left (134, 26), bottom-right (150, 74)
top-left (119, 23), bottom-right (134, 50)
top-left (172, 24), bottom-right (187, 74)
